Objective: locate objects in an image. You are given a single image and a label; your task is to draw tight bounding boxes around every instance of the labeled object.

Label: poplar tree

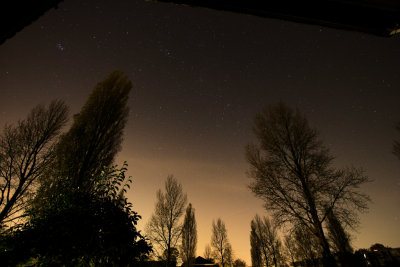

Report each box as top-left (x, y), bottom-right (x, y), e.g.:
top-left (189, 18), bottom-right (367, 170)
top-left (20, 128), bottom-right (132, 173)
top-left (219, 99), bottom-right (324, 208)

top-left (250, 222), bottom-right (263, 267)
top-left (326, 208), bottom-right (353, 254)
top-left (211, 218), bottom-right (232, 266)
top-left (181, 203), bottom-right (197, 266)
top-left (35, 70), bottom-right (131, 204)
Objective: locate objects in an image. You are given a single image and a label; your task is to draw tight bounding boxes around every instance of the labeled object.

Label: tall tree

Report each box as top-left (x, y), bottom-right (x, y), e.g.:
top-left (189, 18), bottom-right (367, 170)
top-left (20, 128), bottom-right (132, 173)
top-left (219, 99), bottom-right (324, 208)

top-left (0, 100), bottom-right (68, 226)
top-left (211, 218), bottom-right (232, 266)
top-left (146, 175), bottom-right (187, 266)
top-left (36, 70), bottom-right (131, 202)
top-left (250, 221), bottom-right (263, 267)
top-left (326, 207), bottom-right (353, 254)
top-left (251, 214), bottom-right (281, 267)
top-left (246, 102), bottom-right (371, 266)
top-left (181, 203), bottom-right (197, 266)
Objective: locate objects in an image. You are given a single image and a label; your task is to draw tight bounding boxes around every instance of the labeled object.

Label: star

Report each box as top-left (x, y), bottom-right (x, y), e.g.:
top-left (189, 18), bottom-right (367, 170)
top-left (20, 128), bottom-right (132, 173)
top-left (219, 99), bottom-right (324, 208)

top-left (56, 43), bottom-right (65, 51)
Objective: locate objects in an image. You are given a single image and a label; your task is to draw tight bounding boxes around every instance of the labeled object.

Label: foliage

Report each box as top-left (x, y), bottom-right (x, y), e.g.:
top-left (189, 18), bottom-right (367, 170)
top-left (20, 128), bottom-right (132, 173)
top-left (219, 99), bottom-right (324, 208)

top-left (181, 203), bottom-right (197, 266)
top-left (146, 175), bottom-right (187, 265)
top-left (246, 102), bottom-right (371, 264)
top-left (233, 258), bottom-right (246, 267)
top-left (0, 100), bottom-right (68, 226)
top-left (211, 218), bottom-right (232, 266)
top-left (0, 163), bottom-right (151, 265)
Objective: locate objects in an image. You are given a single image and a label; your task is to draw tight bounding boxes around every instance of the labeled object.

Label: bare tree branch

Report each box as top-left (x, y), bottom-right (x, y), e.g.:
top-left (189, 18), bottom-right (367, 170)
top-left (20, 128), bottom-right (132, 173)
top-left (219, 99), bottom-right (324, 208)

top-left (0, 100), bottom-right (68, 227)
top-left (146, 175), bottom-right (187, 265)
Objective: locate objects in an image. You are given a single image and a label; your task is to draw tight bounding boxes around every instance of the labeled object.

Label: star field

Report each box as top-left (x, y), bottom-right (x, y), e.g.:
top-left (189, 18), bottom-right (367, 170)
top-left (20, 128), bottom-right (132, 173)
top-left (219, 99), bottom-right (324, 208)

top-left (0, 0), bottom-right (400, 264)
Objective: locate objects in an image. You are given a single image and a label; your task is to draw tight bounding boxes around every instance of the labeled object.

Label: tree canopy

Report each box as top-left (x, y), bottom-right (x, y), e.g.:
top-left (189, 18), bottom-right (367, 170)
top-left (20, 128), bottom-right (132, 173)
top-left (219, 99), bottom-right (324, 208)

top-left (246, 102), bottom-right (371, 265)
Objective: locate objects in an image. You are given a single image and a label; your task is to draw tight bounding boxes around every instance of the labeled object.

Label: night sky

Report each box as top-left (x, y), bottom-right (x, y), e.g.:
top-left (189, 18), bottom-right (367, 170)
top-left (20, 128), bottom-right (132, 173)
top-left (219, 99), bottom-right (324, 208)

top-left (1, 0), bottom-right (399, 264)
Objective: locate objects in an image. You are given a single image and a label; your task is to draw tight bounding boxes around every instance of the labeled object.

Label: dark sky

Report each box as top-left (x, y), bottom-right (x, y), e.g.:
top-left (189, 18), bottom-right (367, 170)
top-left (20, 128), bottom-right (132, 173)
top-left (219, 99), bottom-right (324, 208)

top-left (1, 0), bottom-right (399, 263)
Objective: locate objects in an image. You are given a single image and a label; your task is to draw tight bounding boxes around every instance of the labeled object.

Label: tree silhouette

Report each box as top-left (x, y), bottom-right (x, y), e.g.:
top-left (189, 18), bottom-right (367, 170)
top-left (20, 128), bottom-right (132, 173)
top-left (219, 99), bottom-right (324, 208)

top-left (211, 218), bottom-right (232, 266)
top-left (233, 258), bottom-right (246, 267)
top-left (181, 203), bottom-right (197, 266)
top-left (326, 207), bottom-right (353, 254)
top-left (250, 221), bottom-right (263, 267)
top-left (246, 102), bottom-right (371, 266)
top-left (0, 163), bottom-right (151, 265)
top-left (250, 214), bottom-right (281, 267)
top-left (35, 70), bottom-right (131, 205)
top-left (146, 175), bottom-right (187, 266)
top-left (0, 100), bottom-right (68, 226)
top-left (0, 72), bottom-right (152, 265)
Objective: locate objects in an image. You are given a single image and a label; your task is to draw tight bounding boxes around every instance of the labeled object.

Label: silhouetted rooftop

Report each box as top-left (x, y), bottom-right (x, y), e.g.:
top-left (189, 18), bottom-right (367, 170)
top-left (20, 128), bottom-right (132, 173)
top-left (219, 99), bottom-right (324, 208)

top-left (0, 0), bottom-right (63, 45)
top-left (2, 0), bottom-right (400, 46)
top-left (155, 0), bottom-right (400, 36)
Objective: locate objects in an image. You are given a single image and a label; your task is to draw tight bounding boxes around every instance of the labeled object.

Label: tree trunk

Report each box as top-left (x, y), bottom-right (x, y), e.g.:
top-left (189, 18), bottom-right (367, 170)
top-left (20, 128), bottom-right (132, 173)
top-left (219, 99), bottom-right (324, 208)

top-left (0, 181), bottom-right (24, 224)
top-left (315, 222), bottom-right (336, 267)
top-left (298, 173), bottom-right (336, 267)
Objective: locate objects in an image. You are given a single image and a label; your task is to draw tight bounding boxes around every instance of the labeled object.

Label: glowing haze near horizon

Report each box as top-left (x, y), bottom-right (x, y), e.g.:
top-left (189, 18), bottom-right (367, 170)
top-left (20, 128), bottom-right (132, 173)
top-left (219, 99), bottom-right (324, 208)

top-left (0, 0), bottom-right (399, 264)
